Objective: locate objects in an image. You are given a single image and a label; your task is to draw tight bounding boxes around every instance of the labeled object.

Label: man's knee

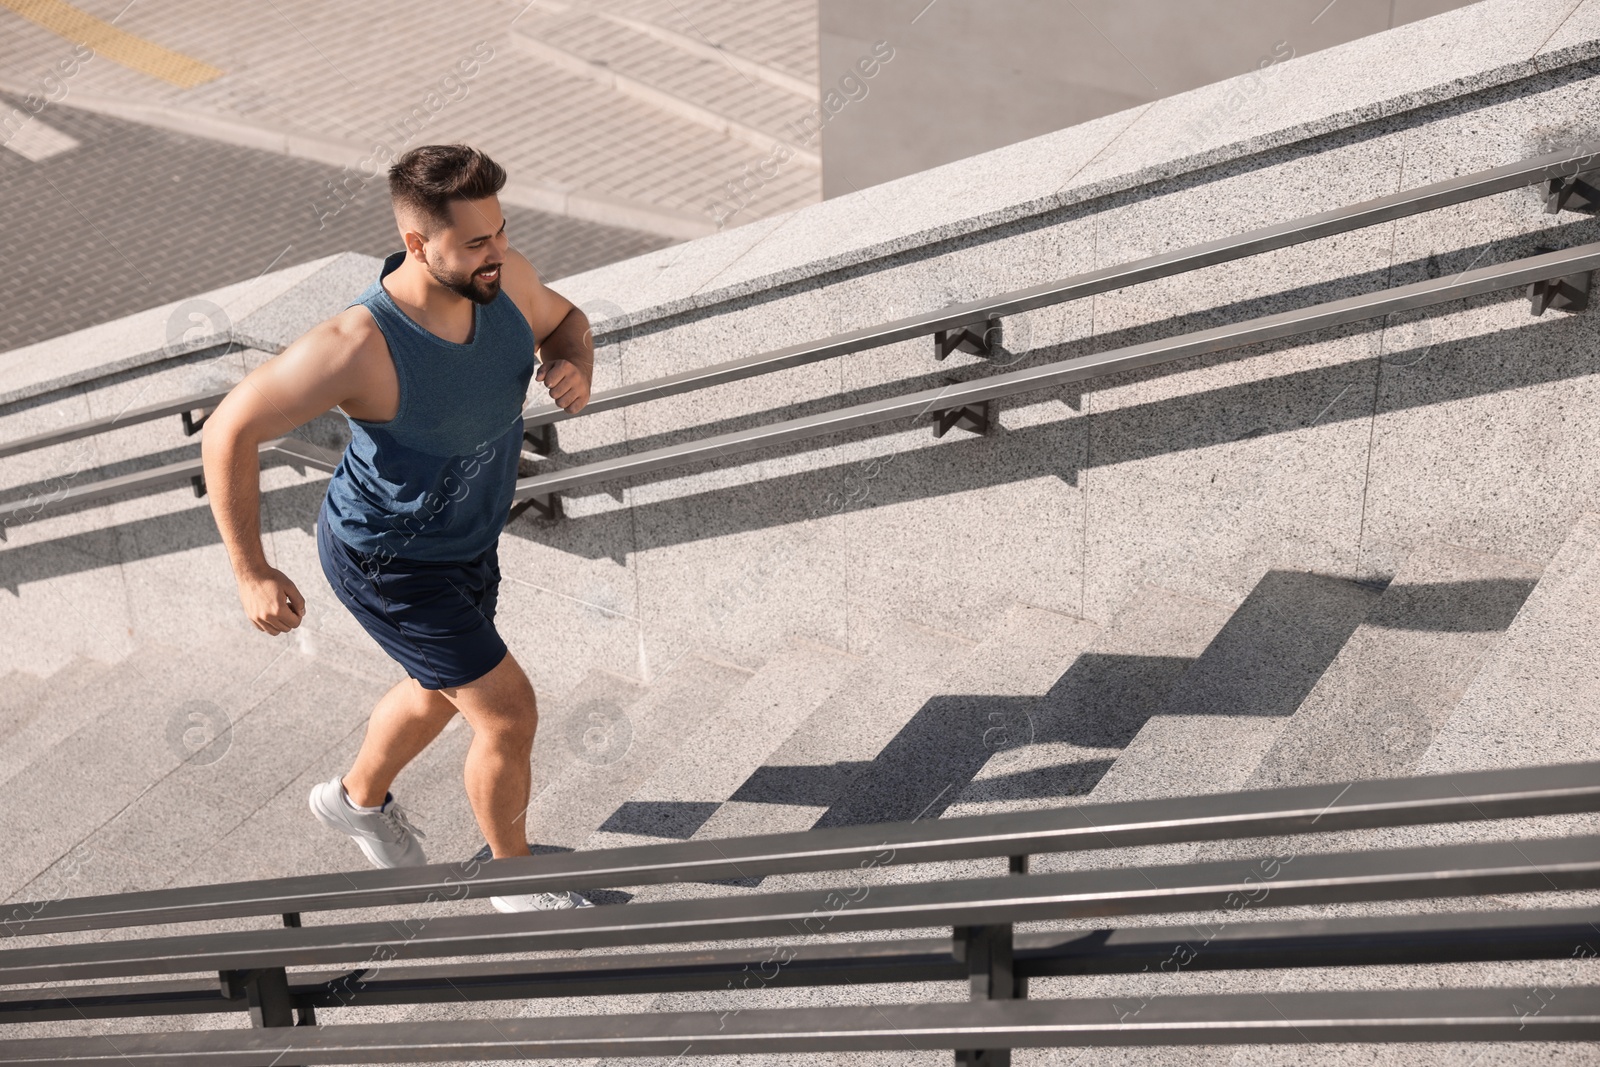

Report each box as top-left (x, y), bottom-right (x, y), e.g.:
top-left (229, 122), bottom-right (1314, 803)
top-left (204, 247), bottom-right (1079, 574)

top-left (479, 701), bottom-right (537, 752)
top-left (444, 654), bottom-right (538, 739)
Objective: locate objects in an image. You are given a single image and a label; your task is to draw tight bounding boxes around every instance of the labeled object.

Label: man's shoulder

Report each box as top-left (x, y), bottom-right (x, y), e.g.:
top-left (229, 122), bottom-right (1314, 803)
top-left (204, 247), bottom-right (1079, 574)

top-left (498, 248), bottom-right (544, 337)
top-left (317, 304), bottom-right (389, 365)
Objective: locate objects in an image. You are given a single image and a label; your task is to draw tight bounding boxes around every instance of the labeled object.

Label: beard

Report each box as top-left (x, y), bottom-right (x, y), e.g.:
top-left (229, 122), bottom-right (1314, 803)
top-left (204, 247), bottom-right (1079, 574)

top-left (426, 257), bottom-right (501, 305)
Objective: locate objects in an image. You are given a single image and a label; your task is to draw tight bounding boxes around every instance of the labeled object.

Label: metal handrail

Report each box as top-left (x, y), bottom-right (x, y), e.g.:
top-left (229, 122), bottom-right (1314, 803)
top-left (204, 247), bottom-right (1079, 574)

top-left (506, 240), bottom-right (1600, 510)
top-left (11, 832), bottom-right (1600, 986)
top-left (4, 760), bottom-right (1596, 938)
top-left (10, 235), bottom-right (1578, 532)
top-left (0, 388), bottom-right (229, 461)
top-left (6, 988), bottom-right (1600, 1061)
top-left (518, 141), bottom-right (1600, 428)
top-left (10, 905), bottom-right (1594, 1023)
top-left (3, 763), bottom-right (1595, 1060)
top-left (0, 436), bottom-right (339, 534)
top-left (1, 142), bottom-right (1592, 490)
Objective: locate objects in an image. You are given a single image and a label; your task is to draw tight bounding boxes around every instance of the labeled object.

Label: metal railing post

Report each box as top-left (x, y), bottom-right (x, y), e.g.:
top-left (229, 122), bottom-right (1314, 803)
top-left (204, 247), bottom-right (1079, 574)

top-left (1009, 854), bottom-right (1029, 998)
top-left (953, 922), bottom-right (1019, 1066)
top-left (214, 914), bottom-right (314, 1064)
top-left (220, 966), bottom-right (296, 1027)
top-left (283, 912), bottom-right (316, 1026)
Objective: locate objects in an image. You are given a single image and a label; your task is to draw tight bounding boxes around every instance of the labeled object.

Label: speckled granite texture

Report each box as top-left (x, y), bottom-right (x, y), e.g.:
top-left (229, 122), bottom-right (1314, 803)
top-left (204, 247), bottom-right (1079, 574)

top-left (552, 0), bottom-right (1600, 338)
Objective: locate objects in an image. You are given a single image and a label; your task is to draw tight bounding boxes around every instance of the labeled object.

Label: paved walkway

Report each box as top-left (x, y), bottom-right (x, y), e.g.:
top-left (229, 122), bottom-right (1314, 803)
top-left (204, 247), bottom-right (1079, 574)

top-left (0, 89), bottom-right (670, 354)
top-left (0, 0), bottom-right (822, 238)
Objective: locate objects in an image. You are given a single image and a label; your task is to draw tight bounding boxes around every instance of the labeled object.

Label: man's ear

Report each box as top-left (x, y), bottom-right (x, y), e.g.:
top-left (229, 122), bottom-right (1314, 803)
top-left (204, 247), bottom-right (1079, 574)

top-left (409, 227), bottom-right (435, 262)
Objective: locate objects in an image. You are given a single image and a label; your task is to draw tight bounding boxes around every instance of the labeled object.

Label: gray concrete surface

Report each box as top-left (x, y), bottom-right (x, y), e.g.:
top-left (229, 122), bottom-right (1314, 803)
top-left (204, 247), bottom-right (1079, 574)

top-left (1250, 539), bottom-right (1546, 788)
top-left (520, 651), bottom-right (757, 852)
top-left (552, 0), bottom-right (1600, 335)
top-left (584, 636), bottom-right (861, 856)
top-left (3, 2), bottom-right (1600, 1059)
top-left (1087, 570), bottom-right (1383, 803)
top-left (817, 0), bottom-right (1481, 197)
top-left (1416, 510), bottom-right (1600, 774)
top-left (692, 615), bottom-right (981, 848)
top-left (0, 90), bottom-right (671, 355)
top-left (0, 0), bottom-right (821, 238)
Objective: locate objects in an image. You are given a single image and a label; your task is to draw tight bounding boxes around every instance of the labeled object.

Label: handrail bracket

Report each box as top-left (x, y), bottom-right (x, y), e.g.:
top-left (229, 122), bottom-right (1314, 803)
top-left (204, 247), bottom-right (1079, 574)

top-left (1545, 171), bottom-right (1600, 214)
top-left (181, 406), bottom-right (214, 437)
top-left (935, 313), bottom-right (1003, 360)
top-left (1529, 249), bottom-right (1592, 315)
top-left (931, 376), bottom-right (996, 438)
top-left (509, 493), bottom-right (562, 523)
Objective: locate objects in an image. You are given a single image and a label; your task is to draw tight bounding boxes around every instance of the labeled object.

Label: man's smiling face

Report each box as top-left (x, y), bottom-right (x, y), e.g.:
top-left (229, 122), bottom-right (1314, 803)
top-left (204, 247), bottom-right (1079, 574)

top-left (420, 195), bottom-right (507, 305)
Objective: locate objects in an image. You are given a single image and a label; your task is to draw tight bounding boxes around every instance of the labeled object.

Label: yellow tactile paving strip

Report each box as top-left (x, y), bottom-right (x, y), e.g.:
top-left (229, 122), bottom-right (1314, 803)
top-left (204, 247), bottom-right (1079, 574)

top-left (0, 0), bottom-right (222, 89)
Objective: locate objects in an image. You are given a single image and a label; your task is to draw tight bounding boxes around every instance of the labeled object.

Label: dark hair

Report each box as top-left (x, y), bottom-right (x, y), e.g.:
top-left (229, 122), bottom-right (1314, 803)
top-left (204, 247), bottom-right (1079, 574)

top-left (388, 144), bottom-right (506, 235)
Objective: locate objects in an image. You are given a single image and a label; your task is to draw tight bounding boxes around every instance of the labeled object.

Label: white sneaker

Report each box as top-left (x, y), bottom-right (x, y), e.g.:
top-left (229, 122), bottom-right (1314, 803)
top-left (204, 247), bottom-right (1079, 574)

top-left (308, 773), bottom-right (428, 868)
top-left (491, 889), bottom-right (595, 912)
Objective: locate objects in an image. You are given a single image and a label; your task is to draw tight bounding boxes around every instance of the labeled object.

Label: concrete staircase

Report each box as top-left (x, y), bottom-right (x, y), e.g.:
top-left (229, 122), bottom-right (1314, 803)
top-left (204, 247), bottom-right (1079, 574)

top-left (582, 636), bottom-right (862, 856)
top-left (1171, 526), bottom-right (1600, 1067)
top-left (0, 656), bottom-right (112, 767)
top-left (0, 623), bottom-right (398, 903)
top-left (4, 506), bottom-right (1598, 1061)
top-left (494, 521), bottom-right (1600, 1067)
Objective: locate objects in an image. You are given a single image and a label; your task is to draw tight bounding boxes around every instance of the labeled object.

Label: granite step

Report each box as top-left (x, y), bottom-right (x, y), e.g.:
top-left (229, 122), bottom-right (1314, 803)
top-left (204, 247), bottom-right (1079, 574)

top-left (722, 600), bottom-right (1104, 898)
top-left (162, 660), bottom-right (433, 892)
top-left (520, 622), bottom-right (1000, 1066)
top-left (0, 624), bottom-right (305, 902)
top-left (0, 621), bottom-right (295, 799)
top-left (0, 639), bottom-right (394, 1047)
top-left (1089, 567), bottom-right (1384, 805)
top-left (96, 654), bottom-right (393, 896)
top-left (0, 653), bottom-right (114, 747)
top-left (1126, 537), bottom-right (1600, 1062)
top-left (0, 652), bottom-right (144, 793)
top-left (1017, 534), bottom-right (1593, 1067)
top-left (164, 648), bottom-right (756, 915)
top-left (180, 650), bottom-right (748, 898)
top-left (293, 652), bottom-right (767, 1054)
top-left (517, 650), bottom-right (755, 853)
top-left (824, 601), bottom-right (1106, 828)
top-left (682, 614), bottom-right (982, 846)
top-left (1416, 511), bottom-right (1600, 779)
top-left (1036, 567), bottom-right (1384, 895)
top-left (944, 587), bottom-right (1231, 822)
top-left (569, 606), bottom-right (1083, 1067)
top-left (1248, 541), bottom-right (1543, 790)
top-left (0, 646), bottom-right (391, 1052)
top-left (581, 636), bottom-right (863, 862)
top-left (322, 641), bottom-right (857, 1053)
top-left (1060, 520), bottom-right (1600, 1067)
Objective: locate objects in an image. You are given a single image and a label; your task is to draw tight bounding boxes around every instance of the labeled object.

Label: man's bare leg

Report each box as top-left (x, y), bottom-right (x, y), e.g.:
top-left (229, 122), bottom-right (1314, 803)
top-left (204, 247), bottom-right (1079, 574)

top-left (342, 677), bottom-right (459, 807)
top-left (434, 648), bottom-right (538, 859)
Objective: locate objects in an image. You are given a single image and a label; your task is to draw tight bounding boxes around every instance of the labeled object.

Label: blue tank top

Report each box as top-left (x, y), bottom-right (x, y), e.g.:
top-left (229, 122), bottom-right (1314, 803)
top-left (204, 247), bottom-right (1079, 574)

top-left (320, 250), bottom-right (537, 563)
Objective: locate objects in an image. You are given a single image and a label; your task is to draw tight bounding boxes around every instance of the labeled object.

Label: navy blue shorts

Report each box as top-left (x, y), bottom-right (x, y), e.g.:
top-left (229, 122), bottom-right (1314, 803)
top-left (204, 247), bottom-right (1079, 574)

top-left (316, 503), bottom-right (508, 690)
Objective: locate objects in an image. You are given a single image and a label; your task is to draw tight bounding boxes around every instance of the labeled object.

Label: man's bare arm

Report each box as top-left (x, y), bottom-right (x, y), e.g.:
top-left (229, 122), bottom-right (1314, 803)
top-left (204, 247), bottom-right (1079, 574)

top-left (199, 313), bottom-right (370, 633)
top-left (503, 247), bottom-right (594, 413)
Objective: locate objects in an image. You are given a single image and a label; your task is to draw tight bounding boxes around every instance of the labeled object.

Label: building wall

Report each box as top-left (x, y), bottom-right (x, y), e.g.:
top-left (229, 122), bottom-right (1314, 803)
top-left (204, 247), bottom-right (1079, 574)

top-left (817, 0), bottom-right (1481, 197)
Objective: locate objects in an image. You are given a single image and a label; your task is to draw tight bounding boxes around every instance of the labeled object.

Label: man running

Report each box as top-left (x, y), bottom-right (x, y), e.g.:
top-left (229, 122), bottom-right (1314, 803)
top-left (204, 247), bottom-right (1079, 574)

top-left (200, 143), bottom-right (595, 912)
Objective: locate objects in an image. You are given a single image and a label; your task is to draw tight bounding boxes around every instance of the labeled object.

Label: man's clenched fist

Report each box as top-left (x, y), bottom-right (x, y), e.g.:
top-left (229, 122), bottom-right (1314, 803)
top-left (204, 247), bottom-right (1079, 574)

top-left (238, 566), bottom-right (305, 635)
